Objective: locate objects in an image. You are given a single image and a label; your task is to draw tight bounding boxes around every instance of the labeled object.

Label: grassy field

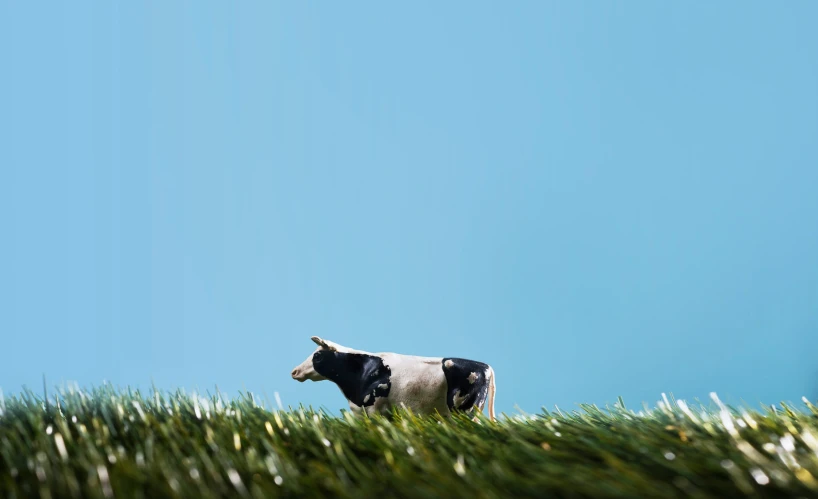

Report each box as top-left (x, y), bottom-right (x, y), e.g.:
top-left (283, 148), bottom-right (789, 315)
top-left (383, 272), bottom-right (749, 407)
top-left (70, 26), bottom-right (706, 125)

top-left (2, 387), bottom-right (818, 498)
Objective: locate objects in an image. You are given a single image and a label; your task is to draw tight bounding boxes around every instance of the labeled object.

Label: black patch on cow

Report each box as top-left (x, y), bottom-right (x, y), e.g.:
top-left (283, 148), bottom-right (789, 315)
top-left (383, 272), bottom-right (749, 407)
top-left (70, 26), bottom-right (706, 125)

top-left (441, 358), bottom-right (490, 413)
top-left (312, 350), bottom-right (391, 407)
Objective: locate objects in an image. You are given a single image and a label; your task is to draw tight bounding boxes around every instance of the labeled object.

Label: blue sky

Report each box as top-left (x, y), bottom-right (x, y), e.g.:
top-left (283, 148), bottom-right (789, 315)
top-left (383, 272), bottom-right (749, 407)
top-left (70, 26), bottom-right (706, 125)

top-left (2, 2), bottom-right (817, 414)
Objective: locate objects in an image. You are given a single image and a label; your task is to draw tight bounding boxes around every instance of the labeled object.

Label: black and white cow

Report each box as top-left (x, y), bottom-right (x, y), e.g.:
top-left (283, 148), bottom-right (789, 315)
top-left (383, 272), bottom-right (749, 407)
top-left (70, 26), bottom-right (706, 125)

top-left (291, 337), bottom-right (496, 420)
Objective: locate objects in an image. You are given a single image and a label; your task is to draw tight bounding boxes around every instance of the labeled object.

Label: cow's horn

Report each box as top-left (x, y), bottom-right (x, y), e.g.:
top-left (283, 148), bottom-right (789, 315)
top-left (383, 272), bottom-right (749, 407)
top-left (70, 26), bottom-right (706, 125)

top-left (311, 336), bottom-right (335, 350)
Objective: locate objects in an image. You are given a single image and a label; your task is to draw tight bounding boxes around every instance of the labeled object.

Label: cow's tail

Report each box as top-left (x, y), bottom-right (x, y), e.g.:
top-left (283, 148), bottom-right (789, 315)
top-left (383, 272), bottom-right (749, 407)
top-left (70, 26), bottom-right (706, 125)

top-left (487, 366), bottom-right (497, 422)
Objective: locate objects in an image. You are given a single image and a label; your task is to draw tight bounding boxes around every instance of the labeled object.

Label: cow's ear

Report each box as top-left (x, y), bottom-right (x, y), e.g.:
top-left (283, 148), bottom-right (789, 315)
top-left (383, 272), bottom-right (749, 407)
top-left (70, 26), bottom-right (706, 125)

top-left (311, 336), bottom-right (336, 351)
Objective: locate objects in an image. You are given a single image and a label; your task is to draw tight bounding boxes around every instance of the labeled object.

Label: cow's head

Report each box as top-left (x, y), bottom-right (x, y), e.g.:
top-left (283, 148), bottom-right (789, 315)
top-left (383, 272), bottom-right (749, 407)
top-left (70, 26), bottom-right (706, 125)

top-left (291, 336), bottom-right (340, 382)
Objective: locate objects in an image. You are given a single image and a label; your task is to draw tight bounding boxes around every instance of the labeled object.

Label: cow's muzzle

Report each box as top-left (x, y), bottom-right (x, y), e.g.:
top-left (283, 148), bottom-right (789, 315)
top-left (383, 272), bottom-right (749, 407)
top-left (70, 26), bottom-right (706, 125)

top-left (291, 368), bottom-right (306, 382)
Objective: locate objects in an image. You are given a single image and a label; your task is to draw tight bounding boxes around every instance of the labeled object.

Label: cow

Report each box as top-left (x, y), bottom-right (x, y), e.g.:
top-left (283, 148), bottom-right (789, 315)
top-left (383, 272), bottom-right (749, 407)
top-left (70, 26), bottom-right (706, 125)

top-left (291, 336), bottom-right (496, 421)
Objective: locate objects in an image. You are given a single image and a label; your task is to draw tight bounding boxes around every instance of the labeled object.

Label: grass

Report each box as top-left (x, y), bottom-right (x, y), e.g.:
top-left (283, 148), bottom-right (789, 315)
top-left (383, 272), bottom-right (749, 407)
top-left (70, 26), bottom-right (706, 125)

top-left (2, 387), bottom-right (818, 498)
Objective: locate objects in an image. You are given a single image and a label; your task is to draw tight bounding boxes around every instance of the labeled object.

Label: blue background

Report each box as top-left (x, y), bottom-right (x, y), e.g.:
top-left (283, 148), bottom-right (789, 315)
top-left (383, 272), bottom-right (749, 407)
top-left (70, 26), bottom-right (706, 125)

top-left (2, 2), bottom-right (817, 414)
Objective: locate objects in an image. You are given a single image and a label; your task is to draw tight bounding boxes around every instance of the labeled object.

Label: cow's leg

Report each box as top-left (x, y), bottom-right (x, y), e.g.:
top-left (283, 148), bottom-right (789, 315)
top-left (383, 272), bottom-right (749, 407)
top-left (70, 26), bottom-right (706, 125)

top-left (441, 358), bottom-right (492, 417)
top-left (368, 397), bottom-right (392, 417)
top-left (348, 401), bottom-right (364, 416)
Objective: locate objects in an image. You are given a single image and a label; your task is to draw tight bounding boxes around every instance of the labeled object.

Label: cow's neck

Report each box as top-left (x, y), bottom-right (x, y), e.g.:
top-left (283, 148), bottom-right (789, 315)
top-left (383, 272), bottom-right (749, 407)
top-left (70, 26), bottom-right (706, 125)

top-left (319, 351), bottom-right (391, 408)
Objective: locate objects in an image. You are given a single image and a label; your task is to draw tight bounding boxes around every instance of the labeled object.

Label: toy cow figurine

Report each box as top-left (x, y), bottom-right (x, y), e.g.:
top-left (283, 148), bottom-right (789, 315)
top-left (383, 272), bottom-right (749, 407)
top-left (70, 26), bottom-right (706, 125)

top-left (292, 337), bottom-right (496, 420)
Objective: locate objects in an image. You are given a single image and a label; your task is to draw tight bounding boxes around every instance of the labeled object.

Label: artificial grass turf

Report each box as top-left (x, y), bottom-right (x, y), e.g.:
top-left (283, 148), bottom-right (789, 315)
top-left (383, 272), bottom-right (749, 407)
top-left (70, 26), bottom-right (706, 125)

top-left (2, 387), bottom-right (818, 498)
